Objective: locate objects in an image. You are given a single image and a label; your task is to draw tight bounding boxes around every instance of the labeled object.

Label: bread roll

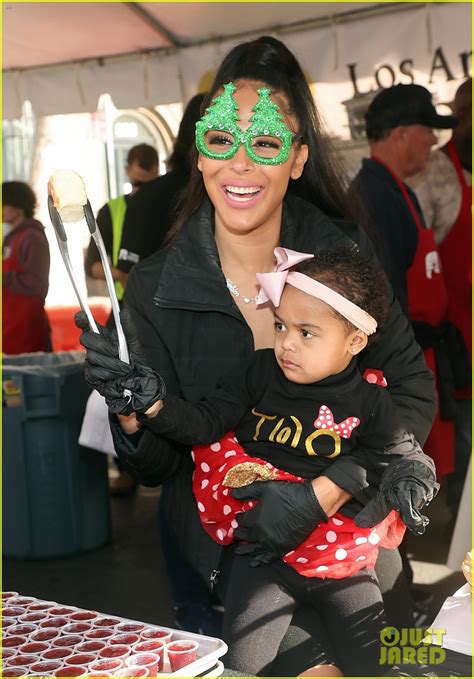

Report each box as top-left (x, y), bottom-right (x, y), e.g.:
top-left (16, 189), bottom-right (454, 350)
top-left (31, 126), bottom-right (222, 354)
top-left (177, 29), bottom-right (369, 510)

top-left (48, 169), bottom-right (87, 222)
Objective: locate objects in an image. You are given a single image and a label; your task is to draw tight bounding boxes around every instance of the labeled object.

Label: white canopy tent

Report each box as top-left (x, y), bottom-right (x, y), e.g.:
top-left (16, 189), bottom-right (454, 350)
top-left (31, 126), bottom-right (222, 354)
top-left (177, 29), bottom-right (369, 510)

top-left (3, 2), bottom-right (471, 121)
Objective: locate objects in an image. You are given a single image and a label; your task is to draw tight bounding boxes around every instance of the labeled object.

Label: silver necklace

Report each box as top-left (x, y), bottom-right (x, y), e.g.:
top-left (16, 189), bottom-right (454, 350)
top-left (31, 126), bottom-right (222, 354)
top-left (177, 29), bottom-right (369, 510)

top-left (226, 277), bottom-right (259, 304)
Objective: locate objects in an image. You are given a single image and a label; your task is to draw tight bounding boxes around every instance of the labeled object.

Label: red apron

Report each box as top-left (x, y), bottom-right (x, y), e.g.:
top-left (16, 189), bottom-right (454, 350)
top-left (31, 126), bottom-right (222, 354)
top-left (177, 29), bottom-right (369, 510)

top-left (2, 228), bottom-right (49, 354)
top-left (438, 142), bottom-right (472, 399)
top-left (372, 156), bottom-right (454, 479)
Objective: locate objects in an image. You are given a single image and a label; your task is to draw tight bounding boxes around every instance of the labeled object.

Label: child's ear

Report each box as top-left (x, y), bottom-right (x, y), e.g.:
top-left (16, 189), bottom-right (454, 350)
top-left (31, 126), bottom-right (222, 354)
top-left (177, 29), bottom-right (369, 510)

top-left (348, 331), bottom-right (368, 355)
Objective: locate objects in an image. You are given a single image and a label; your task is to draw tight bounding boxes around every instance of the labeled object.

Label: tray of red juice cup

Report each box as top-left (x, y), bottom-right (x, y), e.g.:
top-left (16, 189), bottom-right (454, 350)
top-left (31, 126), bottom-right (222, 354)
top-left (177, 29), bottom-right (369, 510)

top-left (1, 593), bottom-right (228, 676)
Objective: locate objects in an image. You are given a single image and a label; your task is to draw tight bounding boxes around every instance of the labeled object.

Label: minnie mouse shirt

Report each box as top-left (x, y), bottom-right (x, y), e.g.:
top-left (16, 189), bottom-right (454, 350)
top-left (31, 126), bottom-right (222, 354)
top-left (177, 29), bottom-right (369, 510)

top-left (141, 349), bottom-right (423, 517)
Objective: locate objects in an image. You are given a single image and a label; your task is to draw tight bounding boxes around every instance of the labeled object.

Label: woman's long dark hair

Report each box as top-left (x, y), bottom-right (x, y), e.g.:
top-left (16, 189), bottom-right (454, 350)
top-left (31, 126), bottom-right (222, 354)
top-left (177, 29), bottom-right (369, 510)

top-left (170, 36), bottom-right (356, 238)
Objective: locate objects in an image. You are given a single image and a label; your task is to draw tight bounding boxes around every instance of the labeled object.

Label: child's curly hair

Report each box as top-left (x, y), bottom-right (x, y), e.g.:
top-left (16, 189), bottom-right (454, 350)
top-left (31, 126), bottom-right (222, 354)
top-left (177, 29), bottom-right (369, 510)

top-left (295, 246), bottom-right (389, 342)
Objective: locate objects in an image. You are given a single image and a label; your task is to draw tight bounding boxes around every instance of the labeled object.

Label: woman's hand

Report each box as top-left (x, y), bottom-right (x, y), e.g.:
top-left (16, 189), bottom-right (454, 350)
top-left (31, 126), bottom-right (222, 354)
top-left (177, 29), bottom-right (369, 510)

top-left (75, 310), bottom-right (166, 415)
top-left (117, 412), bottom-right (142, 435)
top-left (231, 479), bottom-right (329, 566)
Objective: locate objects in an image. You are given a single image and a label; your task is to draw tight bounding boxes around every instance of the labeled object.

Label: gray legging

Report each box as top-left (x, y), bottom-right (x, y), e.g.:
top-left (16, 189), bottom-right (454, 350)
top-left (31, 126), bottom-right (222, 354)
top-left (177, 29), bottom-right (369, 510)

top-left (218, 546), bottom-right (387, 677)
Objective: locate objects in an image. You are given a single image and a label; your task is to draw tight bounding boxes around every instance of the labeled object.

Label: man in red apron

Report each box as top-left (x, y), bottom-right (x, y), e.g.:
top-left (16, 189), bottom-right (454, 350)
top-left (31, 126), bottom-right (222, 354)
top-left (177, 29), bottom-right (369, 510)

top-left (409, 78), bottom-right (472, 512)
top-left (2, 181), bottom-right (50, 354)
top-left (352, 84), bottom-right (458, 484)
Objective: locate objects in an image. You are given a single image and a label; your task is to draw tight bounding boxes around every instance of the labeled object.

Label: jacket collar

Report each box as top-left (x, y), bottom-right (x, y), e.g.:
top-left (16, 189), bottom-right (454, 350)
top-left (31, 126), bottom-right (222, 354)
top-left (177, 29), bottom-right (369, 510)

top-left (153, 193), bottom-right (349, 311)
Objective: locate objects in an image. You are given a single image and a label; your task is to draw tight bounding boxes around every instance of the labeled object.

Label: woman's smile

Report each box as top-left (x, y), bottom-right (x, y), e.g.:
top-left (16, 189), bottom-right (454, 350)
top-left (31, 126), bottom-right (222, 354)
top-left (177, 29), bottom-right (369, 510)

top-left (221, 180), bottom-right (265, 208)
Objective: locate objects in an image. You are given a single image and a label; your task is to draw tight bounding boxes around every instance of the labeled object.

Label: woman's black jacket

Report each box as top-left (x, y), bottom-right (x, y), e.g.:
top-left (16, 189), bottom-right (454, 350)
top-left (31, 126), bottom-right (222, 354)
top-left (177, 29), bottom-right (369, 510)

top-left (110, 193), bottom-right (436, 583)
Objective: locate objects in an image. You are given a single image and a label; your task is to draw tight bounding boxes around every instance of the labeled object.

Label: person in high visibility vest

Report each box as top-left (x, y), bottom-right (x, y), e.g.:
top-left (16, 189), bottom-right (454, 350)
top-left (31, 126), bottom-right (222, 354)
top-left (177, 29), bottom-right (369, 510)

top-left (85, 143), bottom-right (159, 307)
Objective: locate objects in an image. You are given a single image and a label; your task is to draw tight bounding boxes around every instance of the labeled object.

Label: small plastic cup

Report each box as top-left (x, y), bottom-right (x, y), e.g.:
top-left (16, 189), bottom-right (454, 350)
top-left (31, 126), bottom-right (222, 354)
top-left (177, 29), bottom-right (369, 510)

top-left (28, 601), bottom-right (56, 612)
top-left (115, 622), bottom-right (146, 634)
top-left (30, 628), bottom-right (61, 642)
top-left (2, 669), bottom-right (28, 677)
top-left (7, 597), bottom-right (36, 608)
top-left (88, 658), bottom-right (124, 673)
top-left (54, 666), bottom-right (88, 677)
top-left (134, 640), bottom-right (166, 670)
top-left (93, 617), bottom-right (120, 628)
top-left (6, 624), bottom-right (36, 637)
top-left (98, 644), bottom-right (130, 661)
top-left (65, 653), bottom-right (97, 666)
top-left (139, 628), bottom-right (172, 644)
top-left (1, 592), bottom-right (19, 600)
top-left (30, 660), bottom-right (64, 674)
top-left (18, 641), bottom-right (50, 655)
top-left (63, 622), bottom-right (92, 635)
top-left (42, 646), bottom-right (74, 661)
top-left (2, 635), bottom-right (27, 648)
top-left (52, 634), bottom-right (84, 648)
top-left (166, 640), bottom-right (199, 671)
top-left (114, 666), bottom-right (149, 677)
top-left (48, 606), bottom-right (76, 617)
top-left (70, 610), bottom-right (99, 622)
top-left (1, 618), bottom-right (15, 629)
top-left (2, 607), bottom-right (26, 618)
top-left (125, 653), bottom-right (160, 677)
top-left (109, 633), bottom-right (140, 646)
top-left (5, 653), bottom-right (40, 667)
top-left (75, 640), bottom-right (106, 654)
top-left (84, 628), bottom-right (115, 640)
top-left (39, 615), bottom-right (70, 629)
top-left (1, 647), bottom-right (17, 659)
top-left (18, 611), bottom-right (49, 623)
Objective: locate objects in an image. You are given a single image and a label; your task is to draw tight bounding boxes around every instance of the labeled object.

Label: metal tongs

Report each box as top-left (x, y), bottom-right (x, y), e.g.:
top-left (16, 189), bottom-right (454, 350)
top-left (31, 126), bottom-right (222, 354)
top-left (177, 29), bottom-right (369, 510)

top-left (48, 195), bottom-right (130, 367)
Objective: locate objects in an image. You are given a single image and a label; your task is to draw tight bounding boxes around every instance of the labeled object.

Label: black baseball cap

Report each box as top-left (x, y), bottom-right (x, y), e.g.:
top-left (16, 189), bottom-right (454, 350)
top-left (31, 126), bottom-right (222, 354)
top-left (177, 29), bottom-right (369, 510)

top-left (365, 84), bottom-right (458, 140)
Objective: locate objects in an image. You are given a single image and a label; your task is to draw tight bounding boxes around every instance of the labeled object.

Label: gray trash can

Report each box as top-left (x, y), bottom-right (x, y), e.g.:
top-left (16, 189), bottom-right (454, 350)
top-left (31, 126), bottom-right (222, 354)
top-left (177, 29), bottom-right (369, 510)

top-left (2, 351), bottom-right (111, 558)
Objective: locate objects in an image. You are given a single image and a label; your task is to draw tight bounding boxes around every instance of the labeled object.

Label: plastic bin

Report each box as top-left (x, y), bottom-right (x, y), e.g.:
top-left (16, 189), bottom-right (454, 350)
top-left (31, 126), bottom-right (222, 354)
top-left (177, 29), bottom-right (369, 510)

top-left (2, 351), bottom-right (111, 558)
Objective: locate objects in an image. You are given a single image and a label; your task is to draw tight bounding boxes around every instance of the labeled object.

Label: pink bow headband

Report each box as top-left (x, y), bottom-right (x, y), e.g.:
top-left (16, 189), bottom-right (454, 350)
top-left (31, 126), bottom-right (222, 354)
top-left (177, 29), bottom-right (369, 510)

top-left (256, 247), bottom-right (377, 336)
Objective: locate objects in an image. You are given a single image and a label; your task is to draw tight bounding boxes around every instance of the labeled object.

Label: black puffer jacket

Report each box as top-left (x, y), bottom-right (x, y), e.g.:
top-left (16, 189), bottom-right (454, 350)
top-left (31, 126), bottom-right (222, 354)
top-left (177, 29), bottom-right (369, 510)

top-left (111, 193), bottom-right (436, 582)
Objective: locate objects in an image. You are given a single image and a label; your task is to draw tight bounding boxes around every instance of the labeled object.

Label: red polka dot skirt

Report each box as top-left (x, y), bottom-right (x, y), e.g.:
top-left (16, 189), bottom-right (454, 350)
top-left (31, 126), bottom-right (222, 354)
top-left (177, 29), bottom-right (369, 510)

top-left (192, 432), bottom-right (406, 579)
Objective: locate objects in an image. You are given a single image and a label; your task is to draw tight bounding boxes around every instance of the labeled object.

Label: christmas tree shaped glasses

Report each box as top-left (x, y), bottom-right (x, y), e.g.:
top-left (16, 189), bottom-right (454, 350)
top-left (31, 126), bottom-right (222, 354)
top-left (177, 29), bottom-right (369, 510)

top-left (195, 82), bottom-right (297, 165)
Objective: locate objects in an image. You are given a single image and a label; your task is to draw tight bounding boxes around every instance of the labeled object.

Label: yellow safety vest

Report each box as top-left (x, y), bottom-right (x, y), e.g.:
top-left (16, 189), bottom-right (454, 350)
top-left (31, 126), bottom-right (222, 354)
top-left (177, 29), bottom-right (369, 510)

top-left (108, 195), bottom-right (127, 301)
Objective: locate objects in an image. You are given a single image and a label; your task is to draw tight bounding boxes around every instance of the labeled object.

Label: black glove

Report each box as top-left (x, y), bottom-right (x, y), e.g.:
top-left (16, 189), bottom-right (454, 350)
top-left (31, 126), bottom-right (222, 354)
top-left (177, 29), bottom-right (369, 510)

top-left (231, 480), bottom-right (328, 566)
top-left (354, 459), bottom-right (439, 535)
top-left (75, 310), bottom-right (165, 415)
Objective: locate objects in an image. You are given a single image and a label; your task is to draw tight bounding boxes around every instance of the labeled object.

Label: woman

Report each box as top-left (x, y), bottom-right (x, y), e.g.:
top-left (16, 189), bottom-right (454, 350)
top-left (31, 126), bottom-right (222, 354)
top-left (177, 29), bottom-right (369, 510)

top-left (79, 37), bottom-right (436, 675)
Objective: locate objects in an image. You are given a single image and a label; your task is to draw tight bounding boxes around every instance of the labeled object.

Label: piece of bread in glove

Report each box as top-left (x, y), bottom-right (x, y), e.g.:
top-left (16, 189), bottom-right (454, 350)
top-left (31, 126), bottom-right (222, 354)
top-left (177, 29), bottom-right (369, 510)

top-left (223, 462), bottom-right (278, 488)
top-left (48, 169), bottom-right (87, 222)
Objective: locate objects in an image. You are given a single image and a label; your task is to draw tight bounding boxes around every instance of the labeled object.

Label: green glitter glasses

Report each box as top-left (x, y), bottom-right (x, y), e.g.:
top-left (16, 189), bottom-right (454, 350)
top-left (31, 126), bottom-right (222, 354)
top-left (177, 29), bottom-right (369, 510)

top-left (195, 82), bottom-right (298, 165)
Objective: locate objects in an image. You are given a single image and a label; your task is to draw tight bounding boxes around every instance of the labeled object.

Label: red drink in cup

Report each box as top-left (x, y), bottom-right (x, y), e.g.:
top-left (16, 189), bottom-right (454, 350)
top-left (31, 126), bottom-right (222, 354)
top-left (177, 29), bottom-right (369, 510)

top-left (134, 640), bottom-right (166, 670)
top-left (28, 601), bottom-right (56, 612)
top-left (98, 644), bottom-right (130, 661)
top-left (6, 653), bottom-right (40, 667)
top-left (2, 669), bottom-right (26, 677)
top-left (93, 617), bottom-right (120, 628)
top-left (49, 606), bottom-right (75, 617)
top-left (115, 622), bottom-right (146, 634)
top-left (39, 616), bottom-right (69, 629)
top-left (7, 624), bottom-right (36, 636)
top-left (115, 666), bottom-right (149, 677)
top-left (166, 640), bottom-right (199, 671)
top-left (1, 648), bottom-right (16, 659)
top-left (65, 653), bottom-right (97, 666)
top-left (54, 666), bottom-right (87, 677)
top-left (7, 597), bottom-right (35, 608)
top-left (126, 653), bottom-right (160, 677)
top-left (42, 647), bottom-right (73, 661)
top-left (52, 634), bottom-right (83, 648)
top-left (89, 658), bottom-right (124, 673)
top-left (2, 607), bottom-right (26, 618)
top-left (84, 628), bottom-right (115, 640)
top-left (18, 641), bottom-right (49, 654)
top-left (70, 610), bottom-right (98, 622)
top-left (3, 635), bottom-right (27, 648)
top-left (63, 622), bottom-right (92, 635)
top-left (109, 633), bottom-right (140, 646)
top-left (1, 618), bottom-right (15, 629)
top-left (30, 660), bottom-right (63, 674)
top-left (1, 592), bottom-right (18, 600)
top-left (140, 628), bottom-right (172, 643)
top-left (18, 611), bottom-right (48, 623)
top-left (76, 640), bottom-right (106, 654)
top-left (30, 628), bottom-right (61, 642)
